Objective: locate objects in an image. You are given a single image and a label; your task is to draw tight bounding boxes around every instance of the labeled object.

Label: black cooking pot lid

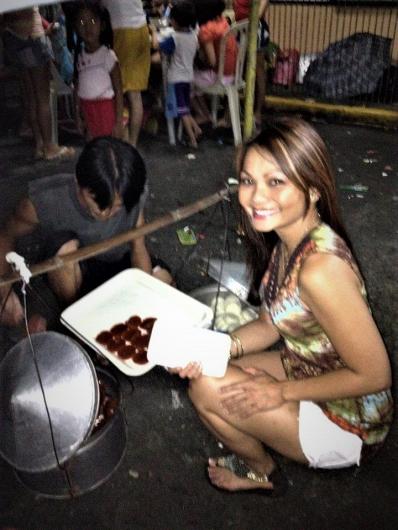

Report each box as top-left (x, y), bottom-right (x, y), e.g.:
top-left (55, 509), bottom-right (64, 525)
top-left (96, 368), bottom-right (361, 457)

top-left (0, 332), bottom-right (99, 472)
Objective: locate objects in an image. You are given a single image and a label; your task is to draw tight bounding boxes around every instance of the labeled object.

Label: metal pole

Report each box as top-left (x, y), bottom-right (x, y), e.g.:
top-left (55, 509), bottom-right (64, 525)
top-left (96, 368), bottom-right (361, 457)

top-left (243, 0), bottom-right (260, 141)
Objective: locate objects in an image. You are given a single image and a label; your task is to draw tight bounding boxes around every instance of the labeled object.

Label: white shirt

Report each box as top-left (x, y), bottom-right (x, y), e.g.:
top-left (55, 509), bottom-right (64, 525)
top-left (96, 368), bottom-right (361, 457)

top-left (101, 0), bottom-right (147, 29)
top-left (77, 46), bottom-right (117, 100)
top-left (165, 30), bottom-right (198, 84)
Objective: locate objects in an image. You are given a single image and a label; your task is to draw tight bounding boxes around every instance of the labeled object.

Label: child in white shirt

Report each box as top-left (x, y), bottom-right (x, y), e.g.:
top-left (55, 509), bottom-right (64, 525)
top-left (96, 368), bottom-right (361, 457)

top-left (157, 1), bottom-right (201, 147)
top-left (73, 2), bottom-right (123, 139)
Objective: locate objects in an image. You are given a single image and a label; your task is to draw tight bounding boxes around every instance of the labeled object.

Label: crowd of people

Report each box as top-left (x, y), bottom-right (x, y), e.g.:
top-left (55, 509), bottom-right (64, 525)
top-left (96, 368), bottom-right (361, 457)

top-left (1, 0), bottom-right (270, 150)
top-left (0, 1), bottom-right (394, 498)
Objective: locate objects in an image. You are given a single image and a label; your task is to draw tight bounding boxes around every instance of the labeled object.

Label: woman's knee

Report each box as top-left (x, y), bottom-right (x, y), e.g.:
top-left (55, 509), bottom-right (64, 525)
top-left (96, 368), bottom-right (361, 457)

top-left (188, 376), bottom-right (220, 410)
top-left (189, 363), bottom-right (257, 413)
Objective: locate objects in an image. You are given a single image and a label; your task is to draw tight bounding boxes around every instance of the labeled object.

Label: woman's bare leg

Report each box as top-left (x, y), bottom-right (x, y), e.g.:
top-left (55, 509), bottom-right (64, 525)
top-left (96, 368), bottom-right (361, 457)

top-left (190, 115), bottom-right (202, 137)
top-left (127, 90), bottom-right (143, 146)
top-left (181, 115), bottom-right (200, 148)
top-left (27, 63), bottom-right (74, 159)
top-left (29, 63), bottom-right (60, 157)
top-left (20, 70), bottom-right (43, 156)
top-left (191, 95), bottom-right (212, 125)
top-left (189, 351), bottom-right (307, 491)
top-left (181, 115), bottom-right (197, 147)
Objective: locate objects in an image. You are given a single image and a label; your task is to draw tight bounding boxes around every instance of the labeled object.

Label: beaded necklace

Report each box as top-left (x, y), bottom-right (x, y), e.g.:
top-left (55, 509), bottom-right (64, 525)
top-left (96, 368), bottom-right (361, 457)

top-left (263, 230), bottom-right (316, 308)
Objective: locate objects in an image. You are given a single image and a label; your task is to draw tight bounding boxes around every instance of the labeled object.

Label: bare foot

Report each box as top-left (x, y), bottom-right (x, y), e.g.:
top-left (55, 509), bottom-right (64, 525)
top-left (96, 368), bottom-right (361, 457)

top-left (207, 458), bottom-right (274, 492)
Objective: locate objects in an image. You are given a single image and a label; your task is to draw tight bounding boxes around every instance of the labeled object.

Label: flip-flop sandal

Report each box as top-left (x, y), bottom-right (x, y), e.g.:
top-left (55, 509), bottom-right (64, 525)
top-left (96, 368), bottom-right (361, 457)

top-left (211, 454), bottom-right (288, 497)
top-left (43, 146), bottom-right (75, 161)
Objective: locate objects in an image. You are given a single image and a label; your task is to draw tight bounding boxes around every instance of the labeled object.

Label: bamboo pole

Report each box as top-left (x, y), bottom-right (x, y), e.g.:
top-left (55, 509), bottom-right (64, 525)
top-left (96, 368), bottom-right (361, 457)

top-left (0, 186), bottom-right (237, 288)
top-left (243, 0), bottom-right (260, 141)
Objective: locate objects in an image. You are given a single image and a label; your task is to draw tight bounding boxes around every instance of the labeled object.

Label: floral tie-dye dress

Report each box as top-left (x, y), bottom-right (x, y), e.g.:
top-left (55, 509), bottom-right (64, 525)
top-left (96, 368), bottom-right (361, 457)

top-left (260, 223), bottom-right (393, 454)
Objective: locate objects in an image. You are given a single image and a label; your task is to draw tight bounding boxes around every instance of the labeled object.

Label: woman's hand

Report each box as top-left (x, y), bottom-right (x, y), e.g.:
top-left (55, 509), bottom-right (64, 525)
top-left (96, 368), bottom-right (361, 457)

top-left (168, 362), bottom-right (203, 380)
top-left (219, 370), bottom-right (285, 419)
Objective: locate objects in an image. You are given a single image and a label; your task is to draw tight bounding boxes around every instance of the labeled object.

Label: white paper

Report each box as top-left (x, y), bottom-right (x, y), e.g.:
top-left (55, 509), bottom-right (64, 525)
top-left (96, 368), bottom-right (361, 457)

top-left (147, 320), bottom-right (230, 378)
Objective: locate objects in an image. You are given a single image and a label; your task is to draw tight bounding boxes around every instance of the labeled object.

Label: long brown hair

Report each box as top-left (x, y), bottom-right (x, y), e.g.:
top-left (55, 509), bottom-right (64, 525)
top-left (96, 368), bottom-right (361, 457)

top-left (239, 117), bottom-right (353, 296)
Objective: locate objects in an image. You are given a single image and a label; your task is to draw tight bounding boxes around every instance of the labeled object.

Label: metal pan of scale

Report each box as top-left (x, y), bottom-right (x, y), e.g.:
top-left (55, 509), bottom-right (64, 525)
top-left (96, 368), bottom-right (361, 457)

top-left (15, 366), bottom-right (126, 498)
top-left (0, 331), bottom-right (99, 473)
top-left (0, 332), bottom-right (127, 498)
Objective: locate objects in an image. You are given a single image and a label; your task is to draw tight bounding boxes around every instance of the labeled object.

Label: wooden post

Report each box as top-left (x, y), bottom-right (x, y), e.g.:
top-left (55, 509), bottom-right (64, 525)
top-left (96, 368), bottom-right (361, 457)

top-left (0, 186), bottom-right (237, 288)
top-left (243, 0), bottom-right (259, 141)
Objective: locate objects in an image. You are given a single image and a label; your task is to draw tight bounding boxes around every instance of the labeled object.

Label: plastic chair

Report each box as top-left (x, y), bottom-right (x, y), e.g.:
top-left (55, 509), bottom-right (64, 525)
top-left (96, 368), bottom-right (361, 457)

top-left (194, 19), bottom-right (249, 146)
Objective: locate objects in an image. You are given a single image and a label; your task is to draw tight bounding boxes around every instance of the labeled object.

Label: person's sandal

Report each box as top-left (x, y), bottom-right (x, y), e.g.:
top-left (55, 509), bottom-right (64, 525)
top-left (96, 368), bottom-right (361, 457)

top-left (43, 146), bottom-right (75, 161)
top-left (211, 454), bottom-right (288, 497)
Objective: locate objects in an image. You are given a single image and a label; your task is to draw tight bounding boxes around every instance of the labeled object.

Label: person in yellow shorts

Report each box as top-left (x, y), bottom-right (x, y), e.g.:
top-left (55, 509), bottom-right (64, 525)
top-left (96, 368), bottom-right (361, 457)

top-left (101, 0), bottom-right (151, 146)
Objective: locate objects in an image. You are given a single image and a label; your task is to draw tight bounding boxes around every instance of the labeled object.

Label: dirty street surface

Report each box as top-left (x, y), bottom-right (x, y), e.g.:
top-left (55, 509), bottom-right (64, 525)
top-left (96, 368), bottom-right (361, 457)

top-left (0, 115), bottom-right (397, 529)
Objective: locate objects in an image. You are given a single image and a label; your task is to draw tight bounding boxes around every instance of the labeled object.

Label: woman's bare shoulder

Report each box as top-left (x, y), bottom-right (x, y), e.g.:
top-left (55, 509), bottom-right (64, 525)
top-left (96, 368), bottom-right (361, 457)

top-left (298, 252), bottom-right (362, 307)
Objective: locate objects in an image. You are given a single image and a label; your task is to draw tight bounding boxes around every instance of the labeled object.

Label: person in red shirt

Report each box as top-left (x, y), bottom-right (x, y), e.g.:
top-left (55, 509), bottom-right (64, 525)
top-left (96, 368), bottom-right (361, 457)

top-left (192, 0), bottom-right (237, 125)
top-left (234, 0), bottom-right (269, 127)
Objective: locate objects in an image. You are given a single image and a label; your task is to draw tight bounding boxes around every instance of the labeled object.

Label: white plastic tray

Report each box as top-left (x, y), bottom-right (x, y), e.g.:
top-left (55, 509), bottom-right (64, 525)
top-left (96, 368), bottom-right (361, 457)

top-left (60, 269), bottom-right (213, 376)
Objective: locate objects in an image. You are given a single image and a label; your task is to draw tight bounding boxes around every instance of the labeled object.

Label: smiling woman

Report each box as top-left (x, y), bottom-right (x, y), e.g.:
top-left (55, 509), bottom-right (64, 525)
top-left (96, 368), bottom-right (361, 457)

top-left (173, 117), bottom-right (393, 495)
top-left (238, 147), bottom-right (320, 247)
